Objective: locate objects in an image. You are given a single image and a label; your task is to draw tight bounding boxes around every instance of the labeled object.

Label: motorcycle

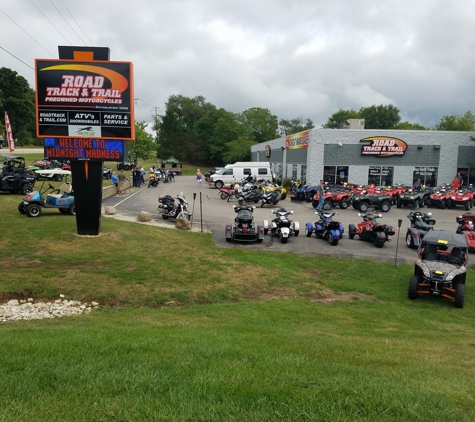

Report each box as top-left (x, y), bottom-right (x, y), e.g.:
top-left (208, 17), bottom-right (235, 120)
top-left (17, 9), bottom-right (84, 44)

top-left (148, 173), bottom-right (159, 188)
top-left (263, 208), bottom-right (299, 244)
top-left (455, 213), bottom-right (475, 251)
top-left (260, 189), bottom-right (281, 207)
top-left (305, 211), bottom-right (344, 246)
top-left (157, 194), bottom-right (192, 220)
top-left (218, 183), bottom-right (237, 200)
top-left (405, 211), bottom-right (436, 249)
top-left (348, 210), bottom-right (395, 248)
top-left (238, 185), bottom-right (263, 205)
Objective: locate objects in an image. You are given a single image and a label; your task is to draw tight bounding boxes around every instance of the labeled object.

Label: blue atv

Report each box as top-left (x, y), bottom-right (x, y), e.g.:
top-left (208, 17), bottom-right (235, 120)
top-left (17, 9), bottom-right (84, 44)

top-left (18, 170), bottom-right (75, 218)
top-left (293, 185), bottom-right (318, 202)
top-left (305, 211), bottom-right (344, 246)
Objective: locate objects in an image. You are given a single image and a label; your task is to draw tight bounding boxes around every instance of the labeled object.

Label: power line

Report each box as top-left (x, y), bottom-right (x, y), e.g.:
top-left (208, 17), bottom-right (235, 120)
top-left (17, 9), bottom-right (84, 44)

top-left (50, 0), bottom-right (87, 45)
top-left (0, 45), bottom-right (35, 70)
top-left (60, 0), bottom-right (94, 46)
top-left (29, 0), bottom-right (72, 45)
top-left (0, 7), bottom-right (55, 57)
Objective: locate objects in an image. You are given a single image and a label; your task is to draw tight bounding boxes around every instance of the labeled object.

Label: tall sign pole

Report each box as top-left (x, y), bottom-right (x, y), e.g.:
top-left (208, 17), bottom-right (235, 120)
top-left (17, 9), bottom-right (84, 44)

top-left (35, 46), bottom-right (134, 235)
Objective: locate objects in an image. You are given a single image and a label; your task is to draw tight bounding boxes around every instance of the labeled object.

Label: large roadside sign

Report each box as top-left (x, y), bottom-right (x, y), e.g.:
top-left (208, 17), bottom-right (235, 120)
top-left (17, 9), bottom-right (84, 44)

top-left (35, 59), bottom-right (134, 140)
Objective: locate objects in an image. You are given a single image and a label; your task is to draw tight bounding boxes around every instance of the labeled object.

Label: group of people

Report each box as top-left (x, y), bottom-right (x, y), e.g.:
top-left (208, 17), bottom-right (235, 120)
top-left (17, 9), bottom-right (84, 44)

top-left (111, 170), bottom-right (127, 194)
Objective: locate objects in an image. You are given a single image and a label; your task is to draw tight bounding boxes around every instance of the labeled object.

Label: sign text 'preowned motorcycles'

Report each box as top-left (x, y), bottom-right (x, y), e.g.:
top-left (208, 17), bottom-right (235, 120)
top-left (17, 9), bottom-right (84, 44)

top-left (360, 136), bottom-right (407, 157)
top-left (35, 60), bottom-right (134, 140)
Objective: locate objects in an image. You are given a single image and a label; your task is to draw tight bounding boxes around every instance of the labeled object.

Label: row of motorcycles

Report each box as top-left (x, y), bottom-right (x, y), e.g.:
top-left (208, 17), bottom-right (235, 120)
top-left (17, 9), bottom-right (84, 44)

top-left (218, 175), bottom-right (286, 208)
top-left (148, 169), bottom-right (175, 187)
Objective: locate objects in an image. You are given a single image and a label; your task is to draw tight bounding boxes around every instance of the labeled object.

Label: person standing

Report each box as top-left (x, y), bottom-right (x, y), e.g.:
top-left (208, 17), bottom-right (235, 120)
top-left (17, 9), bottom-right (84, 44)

top-left (117, 170), bottom-right (127, 194)
top-left (315, 180), bottom-right (325, 211)
top-left (111, 171), bottom-right (119, 194)
top-left (413, 178), bottom-right (422, 192)
top-left (196, 169), bottom-right (202, 186)
top-left (452, 175), bottom-right (460, 191)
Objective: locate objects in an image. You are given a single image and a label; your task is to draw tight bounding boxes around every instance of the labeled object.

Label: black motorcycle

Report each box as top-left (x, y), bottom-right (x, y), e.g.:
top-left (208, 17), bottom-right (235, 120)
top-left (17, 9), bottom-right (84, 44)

top-left (405, 211), bottom-right (436, 249)
top-left (260, 189), bottom-right (281, 207)
top-left (148, 173), bottom-right (159, 188)
top-left (157, 194), bottom-right (191, 220)
top-left (238, 186), bottom-right (263, 205)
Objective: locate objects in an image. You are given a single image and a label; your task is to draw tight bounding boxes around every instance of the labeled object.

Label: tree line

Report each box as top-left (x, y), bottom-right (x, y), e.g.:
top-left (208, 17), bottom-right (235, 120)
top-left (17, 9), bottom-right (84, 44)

top-left (1, 66), bottom-right (475, 164)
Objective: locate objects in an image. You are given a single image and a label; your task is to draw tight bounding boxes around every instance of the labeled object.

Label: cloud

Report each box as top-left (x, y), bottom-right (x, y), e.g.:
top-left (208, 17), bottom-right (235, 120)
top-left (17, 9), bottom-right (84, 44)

top-left (1, 0), bottom-right (475, 129)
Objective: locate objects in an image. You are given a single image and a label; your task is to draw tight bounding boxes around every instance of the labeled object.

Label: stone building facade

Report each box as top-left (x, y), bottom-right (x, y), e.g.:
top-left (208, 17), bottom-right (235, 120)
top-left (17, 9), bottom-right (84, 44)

top-left (251, 129), bottom-right (475, 188)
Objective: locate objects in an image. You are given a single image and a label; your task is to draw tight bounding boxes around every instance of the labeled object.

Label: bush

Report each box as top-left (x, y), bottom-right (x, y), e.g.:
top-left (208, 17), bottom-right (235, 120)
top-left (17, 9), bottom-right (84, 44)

top-left (282, 177), bottom-right (291, 190)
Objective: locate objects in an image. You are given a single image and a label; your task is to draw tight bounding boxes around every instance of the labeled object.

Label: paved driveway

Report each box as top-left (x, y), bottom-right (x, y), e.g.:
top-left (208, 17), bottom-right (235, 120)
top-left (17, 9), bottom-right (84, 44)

top-left (103, 176), bottom-right (473, 267)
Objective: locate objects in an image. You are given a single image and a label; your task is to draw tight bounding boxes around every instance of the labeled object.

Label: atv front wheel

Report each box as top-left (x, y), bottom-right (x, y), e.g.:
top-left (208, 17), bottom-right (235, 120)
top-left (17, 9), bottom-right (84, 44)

top-left (408, 275), bottom-right (419, 299)
top-left (328, 235), bottom-right (338, 246)
top-left (339, 199), bottom-right (349, 209)
top-left (379, 201), bottom-right (391, 213)
top-left (465, 201), bottom-right (471, 211)
top-left (454, 283), bottom-right (465, 308)
top-left (358, 202), bottom-right (369, 213)
top-left (26, 203), bottom-right (42, 218)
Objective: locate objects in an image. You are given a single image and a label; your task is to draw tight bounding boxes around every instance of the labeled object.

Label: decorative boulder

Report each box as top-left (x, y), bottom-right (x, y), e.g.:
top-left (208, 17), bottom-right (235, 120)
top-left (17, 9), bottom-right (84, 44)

top-left (137, 211), bottom-right (153, 222)
top-left (175, 217), bottom-right (191, 230)
top-left (104, 206), bottom-right (116, 215)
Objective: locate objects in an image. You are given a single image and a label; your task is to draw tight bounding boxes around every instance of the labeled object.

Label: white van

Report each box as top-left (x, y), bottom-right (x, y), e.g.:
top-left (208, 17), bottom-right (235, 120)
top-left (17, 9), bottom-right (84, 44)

top-left (209, 162), bottom-right (272, 188)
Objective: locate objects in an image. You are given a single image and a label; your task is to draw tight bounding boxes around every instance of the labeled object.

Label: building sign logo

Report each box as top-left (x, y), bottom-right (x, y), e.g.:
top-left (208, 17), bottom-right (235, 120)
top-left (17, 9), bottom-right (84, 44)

top-left (360, 136), bottom-right (407, 157)
top-left (285, 130), bottom-right (309, 150)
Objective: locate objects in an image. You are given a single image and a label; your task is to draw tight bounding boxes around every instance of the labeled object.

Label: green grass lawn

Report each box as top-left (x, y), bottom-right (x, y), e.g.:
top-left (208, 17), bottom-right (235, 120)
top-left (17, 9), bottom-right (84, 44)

top-left (0, 168), bottom-right (474, 421)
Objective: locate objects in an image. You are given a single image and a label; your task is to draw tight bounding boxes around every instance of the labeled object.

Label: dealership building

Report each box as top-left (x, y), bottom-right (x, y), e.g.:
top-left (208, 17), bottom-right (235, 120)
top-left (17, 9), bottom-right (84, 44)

top-left (251, 127), bottom-right (475, 188)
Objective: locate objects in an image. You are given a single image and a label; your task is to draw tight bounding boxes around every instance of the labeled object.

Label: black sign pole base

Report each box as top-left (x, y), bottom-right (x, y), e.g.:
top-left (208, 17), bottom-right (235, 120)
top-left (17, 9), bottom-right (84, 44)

top-left (71, 161), bottom-right (103, 236)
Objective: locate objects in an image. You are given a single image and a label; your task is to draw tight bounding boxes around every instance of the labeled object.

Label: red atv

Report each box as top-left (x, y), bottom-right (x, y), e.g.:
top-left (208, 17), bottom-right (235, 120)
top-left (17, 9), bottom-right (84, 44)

top-left (448, 189), bottom-right (475, 210)
top-left (427, 187), bottom-right (452, 209)
top-left (348, 210), bottom-right (396, 248)
top-left (382, 185), bottom-right (407, 205)
top-left (456, 213), bottom-right (475, 252)
top-left (322, 189), bottom-right (352, 210)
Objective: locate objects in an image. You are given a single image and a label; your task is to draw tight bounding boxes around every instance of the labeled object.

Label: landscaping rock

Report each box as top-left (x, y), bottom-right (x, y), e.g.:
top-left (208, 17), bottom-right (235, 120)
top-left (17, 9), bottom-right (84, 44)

top-left (175, 218), bottom-right (191, 230)
top-left (0, 297), bottom-right (100, 323)
top-left (104, 206), bottom-right (116, 215)
top-left (137, 211), bottom-right (153, 222)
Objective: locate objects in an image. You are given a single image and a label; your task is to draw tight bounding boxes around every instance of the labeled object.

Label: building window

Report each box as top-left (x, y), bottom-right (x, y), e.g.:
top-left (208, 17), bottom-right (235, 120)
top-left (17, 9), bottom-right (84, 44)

top-left (368, 166), bottom-right (394, 186)
top-left (413, 167), bottom-right (437, 187)
top-left (324, 166), bottom-right (349, 185)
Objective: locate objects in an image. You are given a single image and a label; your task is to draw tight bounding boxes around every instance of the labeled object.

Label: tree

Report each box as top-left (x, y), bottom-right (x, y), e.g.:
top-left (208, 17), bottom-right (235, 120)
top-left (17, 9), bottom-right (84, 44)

top-left (359, 104), bottom-right (401, 129)
top-left (393, 121), bottom-right (428, 130)
top-left (278, 116), bottom-right (315, 136)
top-left (130, 121), bottom-right (155, 162)
top-left (0, 67), bottom-right (37, 145)
top-left (322, 109), bottom-right (360, 129)
top-left (436, 111), bottom-right (475, 131)
top-left (238, 107), bottom-right (278, 143)
top-left (223, 136), bottom-right (255, 163)
top-left (157, 95), bottom-right (216, 162)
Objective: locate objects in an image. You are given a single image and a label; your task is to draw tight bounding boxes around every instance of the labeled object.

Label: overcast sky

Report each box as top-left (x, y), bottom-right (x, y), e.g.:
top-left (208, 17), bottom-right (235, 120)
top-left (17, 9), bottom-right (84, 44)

top-left (1, 0), bottom-right (475, 130)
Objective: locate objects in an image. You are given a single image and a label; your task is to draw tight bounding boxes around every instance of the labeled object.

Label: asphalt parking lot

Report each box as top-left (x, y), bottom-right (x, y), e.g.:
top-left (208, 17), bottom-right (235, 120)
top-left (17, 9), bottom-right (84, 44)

top-left (103, 176), bottom-right (474, 267)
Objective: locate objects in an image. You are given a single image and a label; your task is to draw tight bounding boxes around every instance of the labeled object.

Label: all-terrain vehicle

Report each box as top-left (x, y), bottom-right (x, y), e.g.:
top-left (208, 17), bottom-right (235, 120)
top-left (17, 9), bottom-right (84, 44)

top-left (305, 211), bottom-right (344, 246)
top-left (351, 192), bottom-right (392, 213)
top-left (397, 188), bottom-right (431, 209)
top-left (447, 189), bottom-right (475, 210)
top-left (408, 230), bottom-right (468, 308)
top-left (225, 205), bottom-right (264, 242)
top-left (18, 169), bottom-right (75, 218)
top-left (405, 211), bottom-right (436, 249)
top-left (0, 154), bottom-right (36, 195)
top-left (426, 187), bottom-right (452, 209)
top-left (321, 188), bottom-right (352, 210)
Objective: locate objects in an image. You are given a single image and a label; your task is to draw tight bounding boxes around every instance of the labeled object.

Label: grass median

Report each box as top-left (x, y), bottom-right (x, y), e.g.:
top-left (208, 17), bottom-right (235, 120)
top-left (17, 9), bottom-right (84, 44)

top-left (0, 171), bottom-right (474, 421)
